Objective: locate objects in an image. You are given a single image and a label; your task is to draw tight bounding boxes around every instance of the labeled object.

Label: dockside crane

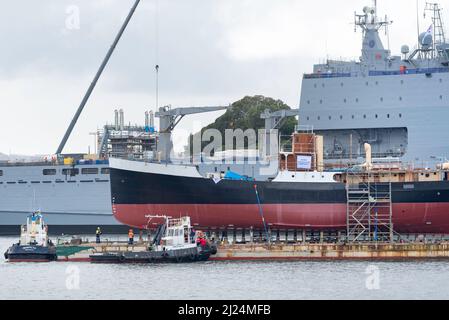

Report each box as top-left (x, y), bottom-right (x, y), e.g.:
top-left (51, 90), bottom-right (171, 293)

top-left (56, 0), bottom-right (141, 156)
top-left (155, 106), bottom-right (228, 162)
top-left (260, 109), bottom-right (300, 155)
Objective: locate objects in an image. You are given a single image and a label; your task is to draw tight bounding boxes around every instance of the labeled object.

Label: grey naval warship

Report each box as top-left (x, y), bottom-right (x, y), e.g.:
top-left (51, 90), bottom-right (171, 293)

top-left (0, 110), bottom-right (157, 235)
top-left (300, 2), bottom-right (449, 169)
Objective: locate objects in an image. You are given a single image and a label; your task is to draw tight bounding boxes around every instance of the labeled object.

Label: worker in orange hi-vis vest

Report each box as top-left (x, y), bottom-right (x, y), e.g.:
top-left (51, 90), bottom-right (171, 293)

top-left (128, 229), bottom-right (134, 245)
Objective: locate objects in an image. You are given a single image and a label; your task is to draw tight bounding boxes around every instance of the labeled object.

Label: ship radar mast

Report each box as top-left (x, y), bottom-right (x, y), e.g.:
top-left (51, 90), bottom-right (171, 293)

top-left (423, 2), bottom-right (449, 60)
top-left (355, 1), bottom-right (393, 64)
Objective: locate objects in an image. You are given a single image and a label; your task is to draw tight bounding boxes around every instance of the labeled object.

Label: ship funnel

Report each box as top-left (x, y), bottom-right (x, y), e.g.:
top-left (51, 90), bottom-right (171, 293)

top-left (119, 109), bottom-right (125, 131)
top-left (315, 135), bottom-right (324, 172)
top-left (363, 143), bottom-right (373, 170)
top-left (149, 111), bottom-right (155, 129)
top-left (114, 109), bottom-right (119, 130)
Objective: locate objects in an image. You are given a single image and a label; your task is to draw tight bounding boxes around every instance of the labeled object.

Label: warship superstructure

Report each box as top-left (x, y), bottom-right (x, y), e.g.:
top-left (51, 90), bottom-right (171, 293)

top-left (300, 2), bottom-right (449, 168)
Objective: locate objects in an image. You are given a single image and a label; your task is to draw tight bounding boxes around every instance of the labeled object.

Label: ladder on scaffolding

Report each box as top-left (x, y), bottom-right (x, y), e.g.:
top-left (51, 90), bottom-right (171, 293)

top-left (346, 170), bottom-right (394, 243)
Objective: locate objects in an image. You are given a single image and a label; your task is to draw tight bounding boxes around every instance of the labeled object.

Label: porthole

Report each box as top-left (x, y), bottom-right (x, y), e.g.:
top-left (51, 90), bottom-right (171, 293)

top-left (440, 95), bottom-right (443, 100)
top-left (307, 100), bottom-right (310, 104)
top-left (320, 100), bottom-right (323, 104)
top-left (340, 115), bottom-right (343, 120)
top-left (387, 114), bottom-right (390, 118)
top-left (365, 82), bottom-right (369, 86)
top-left (344, 99), bottom-right (347, 103)
top-left (399, 97), bottom-right (402, 101)
top-left (328, 116), bottom-right (332, 120)
top-left (341, 83), bottom-right (344, 87)
top-left (380, 97), bottom-right (383, 102)
top-left (314, 84), bottom-right (317, 88)
top-left (399, 113), bottom-right (402, 118)
top-left (307, 116), bottom-right (310, 121)
top-left (375, 114), bottom-right (378, 119)
top-left (363, 115), bottom-right (367, 119)
top-left (352, 115), bottom-right (355, 119)
top-left (376, 81), bottom-right (379, 85)
top-left (356, 98), bottom-right (359, 103)
top-left (318, 116), bottom-right (321, 120)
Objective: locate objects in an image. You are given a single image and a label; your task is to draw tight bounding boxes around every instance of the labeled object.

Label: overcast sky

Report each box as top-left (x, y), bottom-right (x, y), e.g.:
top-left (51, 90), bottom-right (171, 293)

top-left (0, 0), bottom-right (441, 155)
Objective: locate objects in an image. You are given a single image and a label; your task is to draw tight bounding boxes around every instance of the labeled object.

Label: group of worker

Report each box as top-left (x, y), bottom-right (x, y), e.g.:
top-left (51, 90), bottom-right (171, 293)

top-left (95, 227), bottom-right (135, 245)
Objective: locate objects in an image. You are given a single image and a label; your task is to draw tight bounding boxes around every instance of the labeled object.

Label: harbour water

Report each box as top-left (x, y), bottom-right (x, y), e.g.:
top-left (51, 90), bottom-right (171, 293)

top-left (0, 236), bottom-right (448, 300)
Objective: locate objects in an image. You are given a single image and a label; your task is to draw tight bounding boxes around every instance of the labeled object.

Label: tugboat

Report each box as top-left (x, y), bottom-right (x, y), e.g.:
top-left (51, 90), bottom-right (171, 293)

top-left (90, 216), bottom-right (216, 264)
top-left (4, 211), bottom-right (57, 262)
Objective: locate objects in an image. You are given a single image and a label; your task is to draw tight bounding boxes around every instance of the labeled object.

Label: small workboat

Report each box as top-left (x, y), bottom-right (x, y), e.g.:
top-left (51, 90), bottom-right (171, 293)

top-left (4, 211), bottom-right (57, 262)
top-left (90, 216), bottom-right (216, 264)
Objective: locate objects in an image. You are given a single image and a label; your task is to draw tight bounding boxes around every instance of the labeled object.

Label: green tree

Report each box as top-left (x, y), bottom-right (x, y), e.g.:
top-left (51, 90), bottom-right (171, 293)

top-left (188, 95), bottom-right (296, 153)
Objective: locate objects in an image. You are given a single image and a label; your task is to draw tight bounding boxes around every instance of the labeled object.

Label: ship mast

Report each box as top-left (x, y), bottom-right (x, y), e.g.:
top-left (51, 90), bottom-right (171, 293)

top-left (56, 0), bottom-right (141, 156)
top-left (424, 2), bottom-right (447, 59)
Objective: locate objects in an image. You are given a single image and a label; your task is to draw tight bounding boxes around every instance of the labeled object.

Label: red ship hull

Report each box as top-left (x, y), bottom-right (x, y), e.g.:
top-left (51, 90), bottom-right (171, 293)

top-left (113, 203), bottom-right (449, 234)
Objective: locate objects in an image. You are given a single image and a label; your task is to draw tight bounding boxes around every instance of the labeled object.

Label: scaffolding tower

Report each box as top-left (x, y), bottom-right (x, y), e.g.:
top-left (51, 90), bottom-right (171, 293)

top-left (346, 169), bottom-right (394, 243)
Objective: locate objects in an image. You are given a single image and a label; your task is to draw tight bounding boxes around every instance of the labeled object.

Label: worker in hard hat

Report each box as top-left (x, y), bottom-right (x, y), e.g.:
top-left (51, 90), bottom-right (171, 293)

top-left (128, 229), bottom-right (135, 245)
top-left (96, 227), bottom-right (102, 244)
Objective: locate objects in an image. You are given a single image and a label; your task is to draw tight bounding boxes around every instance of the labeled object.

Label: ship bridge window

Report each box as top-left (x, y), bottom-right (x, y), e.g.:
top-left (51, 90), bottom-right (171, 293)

top-left (43, 169), bottom-right (56, 176)
top-left (81, 168), bottom-right (99, 175)
top-left (101, 168), bottom-right (110, 175)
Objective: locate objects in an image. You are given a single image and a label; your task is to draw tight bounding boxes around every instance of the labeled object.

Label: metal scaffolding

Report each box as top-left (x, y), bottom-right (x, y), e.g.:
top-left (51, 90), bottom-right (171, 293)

top-left (346, 169), bottom-right (394, 243)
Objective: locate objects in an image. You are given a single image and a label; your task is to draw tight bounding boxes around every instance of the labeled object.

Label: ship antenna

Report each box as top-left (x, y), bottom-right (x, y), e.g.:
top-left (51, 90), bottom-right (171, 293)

top-left (416, 0), bottom-right (420, 54)
top-left (155, 0), bottom-right (160, 110)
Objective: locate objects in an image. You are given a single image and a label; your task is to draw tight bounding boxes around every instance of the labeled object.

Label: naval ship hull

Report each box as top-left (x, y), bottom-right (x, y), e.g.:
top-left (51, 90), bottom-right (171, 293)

top-left (0, 163), bottom-right (125, 235)
top-left (110, 160), bottom-right (449, 234)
